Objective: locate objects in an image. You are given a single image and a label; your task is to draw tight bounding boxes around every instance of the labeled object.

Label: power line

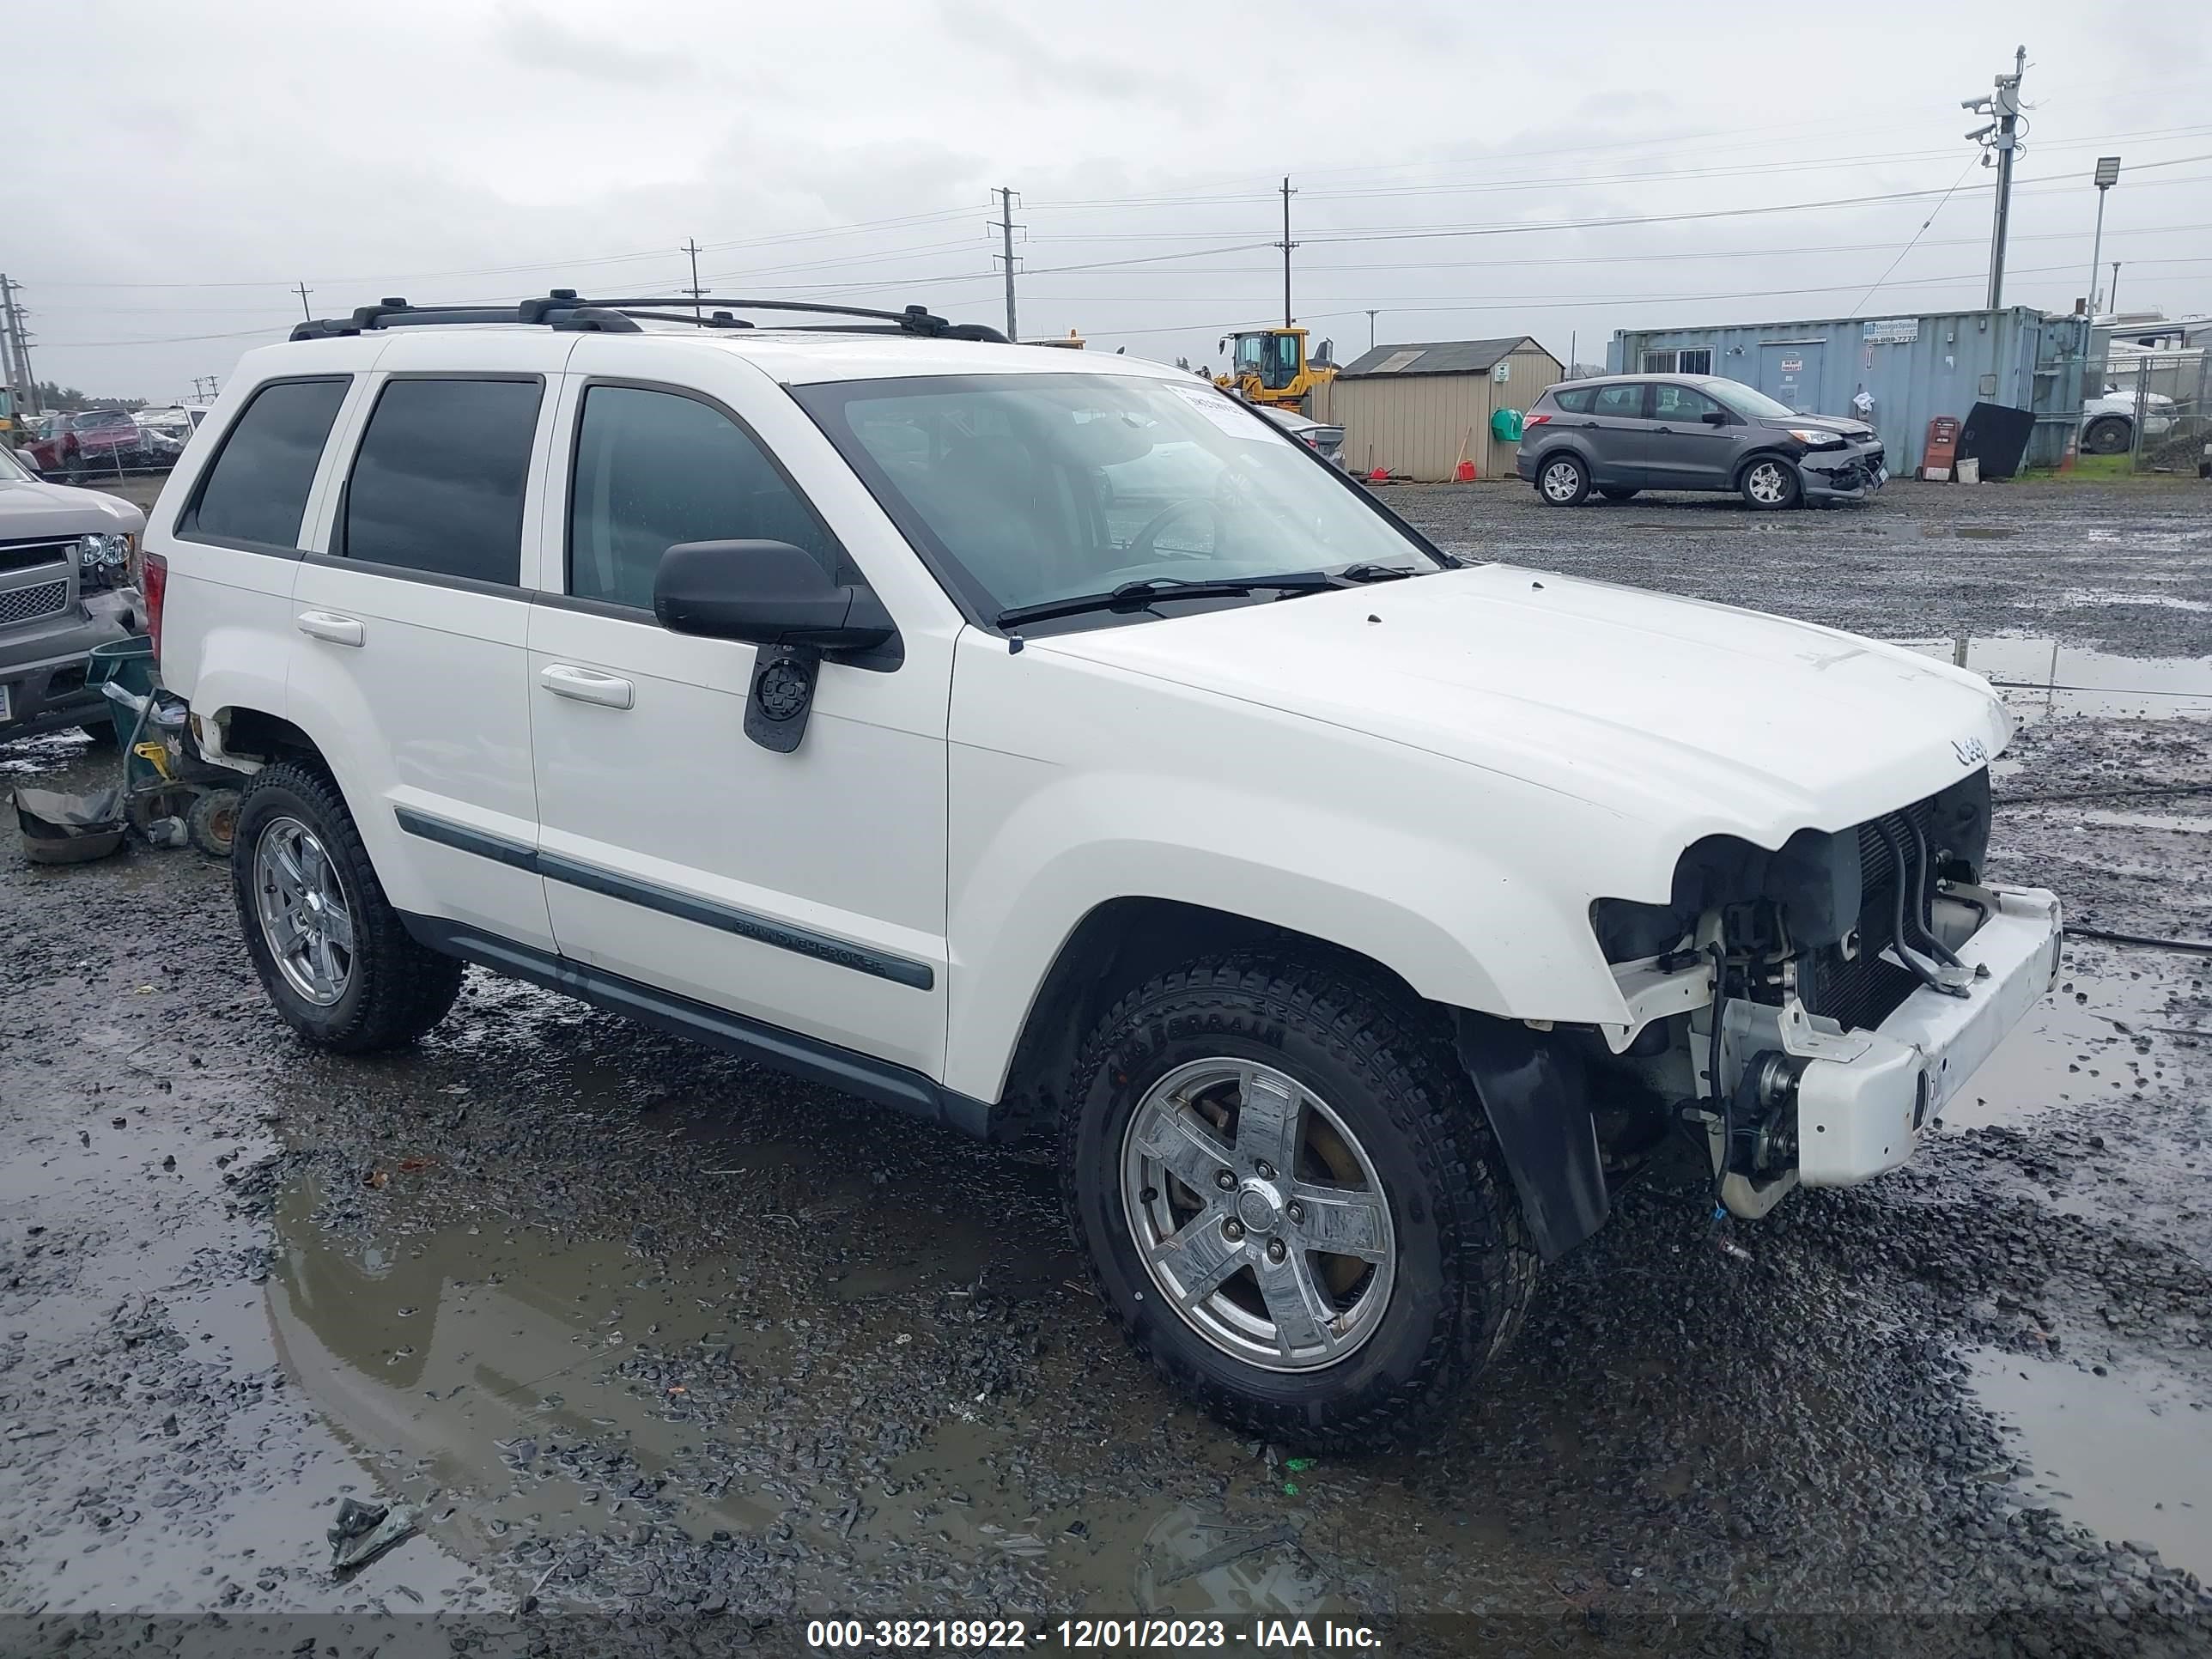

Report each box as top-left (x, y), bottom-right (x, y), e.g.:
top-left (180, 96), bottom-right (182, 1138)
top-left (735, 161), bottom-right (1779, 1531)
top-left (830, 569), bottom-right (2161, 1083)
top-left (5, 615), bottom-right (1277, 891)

top-left (1849, 156), bottom-right (1983, 317)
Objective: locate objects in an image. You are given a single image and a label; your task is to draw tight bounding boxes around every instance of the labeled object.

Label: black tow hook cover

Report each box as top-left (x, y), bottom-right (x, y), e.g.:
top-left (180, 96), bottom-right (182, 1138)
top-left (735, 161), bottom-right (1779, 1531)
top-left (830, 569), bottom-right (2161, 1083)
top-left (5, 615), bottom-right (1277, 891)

top-left (744, 645), bottom-right (819, 752)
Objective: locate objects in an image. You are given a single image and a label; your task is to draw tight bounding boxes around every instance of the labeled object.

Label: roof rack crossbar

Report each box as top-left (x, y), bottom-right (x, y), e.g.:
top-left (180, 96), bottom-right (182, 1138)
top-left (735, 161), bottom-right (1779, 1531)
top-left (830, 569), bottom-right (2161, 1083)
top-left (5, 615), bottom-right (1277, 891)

top-left (290, 290), bottom-right (1007, 344)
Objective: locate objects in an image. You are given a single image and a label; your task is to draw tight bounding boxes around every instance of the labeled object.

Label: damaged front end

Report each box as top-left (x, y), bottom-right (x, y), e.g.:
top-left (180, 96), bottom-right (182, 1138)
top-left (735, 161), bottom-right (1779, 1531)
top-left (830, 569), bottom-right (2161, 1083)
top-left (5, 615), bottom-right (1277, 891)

top-left (1569, 768), bottom-right (2060, 1225)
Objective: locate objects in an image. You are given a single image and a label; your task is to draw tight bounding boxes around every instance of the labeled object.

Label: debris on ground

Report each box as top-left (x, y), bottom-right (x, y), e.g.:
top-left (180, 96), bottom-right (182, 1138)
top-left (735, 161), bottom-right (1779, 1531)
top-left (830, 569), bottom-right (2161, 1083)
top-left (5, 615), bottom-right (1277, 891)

top-left (326, 1498), bottom-right (418, 1573)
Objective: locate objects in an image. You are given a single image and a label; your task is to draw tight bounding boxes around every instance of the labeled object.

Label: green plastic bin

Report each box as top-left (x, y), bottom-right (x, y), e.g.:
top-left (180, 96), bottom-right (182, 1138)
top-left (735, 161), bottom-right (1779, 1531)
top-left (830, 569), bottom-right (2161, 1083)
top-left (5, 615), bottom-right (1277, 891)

top-left (87, 636), bottom-right (158, 749)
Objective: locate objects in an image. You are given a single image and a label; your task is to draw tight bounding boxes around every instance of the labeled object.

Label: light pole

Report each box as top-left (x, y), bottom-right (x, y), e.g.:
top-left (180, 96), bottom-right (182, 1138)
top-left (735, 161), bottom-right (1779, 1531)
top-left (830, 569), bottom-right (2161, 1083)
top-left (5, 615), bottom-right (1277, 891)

top-left (2087, 156), bottom-right (2121, 314)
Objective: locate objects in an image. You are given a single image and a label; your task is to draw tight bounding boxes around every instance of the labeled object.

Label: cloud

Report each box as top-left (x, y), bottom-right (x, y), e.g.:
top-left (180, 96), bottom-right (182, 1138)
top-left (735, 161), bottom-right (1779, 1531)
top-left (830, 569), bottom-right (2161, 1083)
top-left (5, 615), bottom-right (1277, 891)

top-left (493, 4), bottom-right (696, 85)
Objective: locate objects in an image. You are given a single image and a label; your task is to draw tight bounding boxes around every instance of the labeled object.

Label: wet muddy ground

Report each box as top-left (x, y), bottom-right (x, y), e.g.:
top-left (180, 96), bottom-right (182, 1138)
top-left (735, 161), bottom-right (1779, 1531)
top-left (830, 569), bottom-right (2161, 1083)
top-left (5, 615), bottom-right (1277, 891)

top-left (3, 478), bottom-right (2210, 1656)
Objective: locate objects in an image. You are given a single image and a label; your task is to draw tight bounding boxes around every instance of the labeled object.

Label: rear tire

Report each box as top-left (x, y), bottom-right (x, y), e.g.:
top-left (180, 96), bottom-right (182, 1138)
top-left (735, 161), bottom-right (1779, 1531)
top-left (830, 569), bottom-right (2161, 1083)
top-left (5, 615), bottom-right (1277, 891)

top-left (1597, 486), bottom-right (1639, 502)
top-left (232, 761), bottom-right (464, 1053)
top-left (1535, 453), bottom-right (1590, 507)
top-left (2082, 415), bottom-right (2131, 456)
top-left (1061, 951), bottom-right (1536, 1449)
top-left (1740, 456), bottom-right (1802, 510)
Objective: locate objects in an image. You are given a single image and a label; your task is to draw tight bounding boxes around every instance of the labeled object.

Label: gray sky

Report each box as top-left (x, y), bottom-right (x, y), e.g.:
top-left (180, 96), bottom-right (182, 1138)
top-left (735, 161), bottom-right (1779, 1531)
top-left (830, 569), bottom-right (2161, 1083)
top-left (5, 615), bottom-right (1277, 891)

top-left (8, 0), bottom-right (2210, 402)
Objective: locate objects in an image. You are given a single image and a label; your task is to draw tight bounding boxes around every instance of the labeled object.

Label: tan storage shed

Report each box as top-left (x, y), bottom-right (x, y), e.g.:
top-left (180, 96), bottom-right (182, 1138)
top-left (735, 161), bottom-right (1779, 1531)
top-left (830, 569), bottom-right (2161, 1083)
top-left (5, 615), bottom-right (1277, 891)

top-left (1315, 337), bottom-right (1563, 482)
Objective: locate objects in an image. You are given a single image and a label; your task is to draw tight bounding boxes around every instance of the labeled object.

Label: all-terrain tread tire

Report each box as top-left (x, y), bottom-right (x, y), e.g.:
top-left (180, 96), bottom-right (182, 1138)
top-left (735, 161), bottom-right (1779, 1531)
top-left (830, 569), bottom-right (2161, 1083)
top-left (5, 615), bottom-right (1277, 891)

top-left (231, 760), bottom-right (464, 1054)
top-left (1060, 950), bottom-right (1537, 1449)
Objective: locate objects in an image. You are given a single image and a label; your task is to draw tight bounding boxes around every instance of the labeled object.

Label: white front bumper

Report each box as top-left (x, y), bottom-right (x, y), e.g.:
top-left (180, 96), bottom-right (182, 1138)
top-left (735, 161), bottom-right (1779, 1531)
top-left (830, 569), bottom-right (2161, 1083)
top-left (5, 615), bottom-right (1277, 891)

top-left (1796, 884), bottom-right (2063, 1187)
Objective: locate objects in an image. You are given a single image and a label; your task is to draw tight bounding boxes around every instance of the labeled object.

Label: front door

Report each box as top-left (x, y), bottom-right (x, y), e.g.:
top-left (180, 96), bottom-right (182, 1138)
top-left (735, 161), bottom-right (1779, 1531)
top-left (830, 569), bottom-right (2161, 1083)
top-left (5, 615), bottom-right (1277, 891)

top-left (525, 343), bottom-right (953, 1079)
top-left (1645, 381), bottom-right (1743, 489)
top-left (1758, 343), bottom-right (1825, 413)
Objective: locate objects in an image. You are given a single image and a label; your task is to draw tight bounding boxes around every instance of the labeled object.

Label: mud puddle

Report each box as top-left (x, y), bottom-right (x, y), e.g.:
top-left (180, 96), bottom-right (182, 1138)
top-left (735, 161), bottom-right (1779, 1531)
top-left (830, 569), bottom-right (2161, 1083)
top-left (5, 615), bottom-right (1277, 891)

top-left (1893, 635), bottom-right (2212, 723)
top-left (1970, 1348), bottom-right (2212, 1581)
top-left (1939, 945), bottom-right (2185, 1131)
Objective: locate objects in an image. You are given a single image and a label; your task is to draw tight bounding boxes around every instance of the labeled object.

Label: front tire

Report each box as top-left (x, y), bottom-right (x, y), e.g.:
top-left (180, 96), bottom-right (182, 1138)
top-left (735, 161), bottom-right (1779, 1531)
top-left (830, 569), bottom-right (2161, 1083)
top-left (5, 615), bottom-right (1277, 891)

top-left (1741, 456), bottom-right (1802, 510)
top-left (1062, 952), bottom-right (1536, 1449)
top-left (232, 761), bottom-right (464, 1053)
top-left (2082, 415), bottom-right (2130, 455)
top-left (1535, 453), bottom-right (1590, 506)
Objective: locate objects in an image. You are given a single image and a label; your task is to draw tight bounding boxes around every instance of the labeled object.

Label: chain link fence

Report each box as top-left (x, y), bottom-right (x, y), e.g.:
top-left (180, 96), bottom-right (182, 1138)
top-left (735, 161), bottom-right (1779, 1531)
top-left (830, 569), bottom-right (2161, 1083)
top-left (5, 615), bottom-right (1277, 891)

top-left (2118, 349), bottom-right (2210, 475)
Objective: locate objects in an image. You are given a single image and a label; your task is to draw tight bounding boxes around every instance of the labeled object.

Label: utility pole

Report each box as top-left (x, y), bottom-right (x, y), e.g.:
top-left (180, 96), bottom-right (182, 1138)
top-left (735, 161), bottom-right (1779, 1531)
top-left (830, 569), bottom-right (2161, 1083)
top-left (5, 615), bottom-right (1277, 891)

top-left (2086, 157), bottom-right (2120, 315)
top-left (294, 281), bottom-right (313, 321)
top-left (993, 188), bottom-right (1021, 343)
top-left (1276, 177), bottom-right (1297, 328)
top-left (1, 274), bottom-right (39, 416)
top-left (1963, 46), bottom-right (2027, 309)
top-left (682, 239), bottom-right (705, 321)
top-left (1364, 310), bottom-right (1378, 352)
top-left (0, 275), bottom-right (21, 404)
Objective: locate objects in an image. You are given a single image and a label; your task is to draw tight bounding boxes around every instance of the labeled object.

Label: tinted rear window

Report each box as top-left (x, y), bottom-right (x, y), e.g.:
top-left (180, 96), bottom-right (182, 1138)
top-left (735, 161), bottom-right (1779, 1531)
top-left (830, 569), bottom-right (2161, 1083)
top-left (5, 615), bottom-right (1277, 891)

top-left (342, 379), bottom-right (542, 586)
top-left (1550, 386), bottom-right (1595, 414)
top-left (187, 379), bottom-right (349, 550)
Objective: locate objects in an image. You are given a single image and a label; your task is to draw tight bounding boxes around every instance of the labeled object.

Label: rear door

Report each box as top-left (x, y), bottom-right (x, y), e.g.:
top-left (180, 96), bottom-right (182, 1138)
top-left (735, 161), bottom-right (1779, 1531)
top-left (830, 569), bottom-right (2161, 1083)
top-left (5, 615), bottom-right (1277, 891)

top-left (1584, 381), bottom-right (1656, 485)
top-left (1645, 381), bottom-right (1742, 489)
top-left (288, 332), bottom-right (565, 951)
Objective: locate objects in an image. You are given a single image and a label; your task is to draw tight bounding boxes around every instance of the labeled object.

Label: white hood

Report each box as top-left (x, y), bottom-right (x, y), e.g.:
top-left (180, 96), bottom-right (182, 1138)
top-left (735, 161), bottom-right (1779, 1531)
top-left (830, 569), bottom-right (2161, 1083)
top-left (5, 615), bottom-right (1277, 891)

top-left (1030, 564), bottom-right (2010, 848)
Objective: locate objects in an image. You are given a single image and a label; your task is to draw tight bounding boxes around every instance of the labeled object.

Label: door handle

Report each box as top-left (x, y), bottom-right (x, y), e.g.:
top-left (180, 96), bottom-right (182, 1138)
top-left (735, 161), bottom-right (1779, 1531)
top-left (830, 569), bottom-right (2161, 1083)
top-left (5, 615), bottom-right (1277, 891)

top-left (539, 663), bottom-right (635, 710)
top-left (296, 611), bottom-right (365, 647)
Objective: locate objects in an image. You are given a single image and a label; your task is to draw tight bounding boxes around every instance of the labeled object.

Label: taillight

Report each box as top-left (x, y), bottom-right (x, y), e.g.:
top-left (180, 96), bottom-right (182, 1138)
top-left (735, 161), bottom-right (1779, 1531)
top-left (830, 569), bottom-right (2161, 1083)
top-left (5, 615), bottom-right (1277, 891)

top-left (1527, 413), bottom-right (1551, 426)
top-left (143, 550), bottom-right (167, 664)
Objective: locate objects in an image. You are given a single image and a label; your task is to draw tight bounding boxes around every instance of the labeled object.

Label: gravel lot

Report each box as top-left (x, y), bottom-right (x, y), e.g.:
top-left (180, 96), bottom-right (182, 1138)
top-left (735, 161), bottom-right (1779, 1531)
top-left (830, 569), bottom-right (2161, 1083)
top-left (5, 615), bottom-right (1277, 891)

top-left (3, 476), bottom-right (2209, 1656)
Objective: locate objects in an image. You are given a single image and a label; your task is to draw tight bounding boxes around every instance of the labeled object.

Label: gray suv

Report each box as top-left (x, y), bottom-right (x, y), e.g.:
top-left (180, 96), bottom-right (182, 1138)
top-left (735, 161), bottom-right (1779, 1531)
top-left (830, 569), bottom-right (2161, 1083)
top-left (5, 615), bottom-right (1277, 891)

top-left (1516, 374), bottom-right (1886, 510)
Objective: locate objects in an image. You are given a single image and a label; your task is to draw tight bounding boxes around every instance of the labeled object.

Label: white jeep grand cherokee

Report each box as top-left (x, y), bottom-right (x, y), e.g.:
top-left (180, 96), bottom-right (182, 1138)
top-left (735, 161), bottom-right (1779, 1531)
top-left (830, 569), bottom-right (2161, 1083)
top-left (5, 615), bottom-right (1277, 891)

top-left (146, 294), bottom-right (2060, 1447)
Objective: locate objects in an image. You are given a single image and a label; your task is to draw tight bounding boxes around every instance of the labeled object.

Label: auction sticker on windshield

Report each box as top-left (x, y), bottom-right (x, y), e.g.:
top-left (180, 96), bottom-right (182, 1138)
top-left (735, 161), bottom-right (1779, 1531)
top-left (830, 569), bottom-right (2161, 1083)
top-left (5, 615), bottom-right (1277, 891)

top-left (1167, 384), bottom-right (1267, 436)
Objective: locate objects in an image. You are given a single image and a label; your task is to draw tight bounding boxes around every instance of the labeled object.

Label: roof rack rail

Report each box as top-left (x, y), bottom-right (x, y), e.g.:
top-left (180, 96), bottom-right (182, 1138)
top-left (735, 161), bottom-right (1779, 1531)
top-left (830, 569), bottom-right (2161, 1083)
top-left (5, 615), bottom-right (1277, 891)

top-left (291, 291), bottom-right (1009, 344)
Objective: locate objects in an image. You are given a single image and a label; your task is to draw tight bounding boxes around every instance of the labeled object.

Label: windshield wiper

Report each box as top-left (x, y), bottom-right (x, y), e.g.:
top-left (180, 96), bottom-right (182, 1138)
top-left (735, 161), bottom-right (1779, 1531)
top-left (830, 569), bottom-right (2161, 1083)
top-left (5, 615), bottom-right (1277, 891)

top-left (1337, 562), bottom-right (1418, 583)
top-left (995, 573), bottom-right (1334, 629)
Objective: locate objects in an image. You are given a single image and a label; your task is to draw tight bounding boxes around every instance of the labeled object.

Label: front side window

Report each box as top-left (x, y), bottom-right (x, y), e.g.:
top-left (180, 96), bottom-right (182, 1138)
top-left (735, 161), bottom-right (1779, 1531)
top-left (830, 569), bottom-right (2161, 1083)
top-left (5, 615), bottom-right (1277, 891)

top-left (342, 378), bottom-right (541, 585)
top-left (798, 371), bottom-right (1443, 627)
top-left (187, 378), bottom-right (349, 551)
top-left (1653, 383), bottom-right (1726, 422)
top-left (568, 384), bottom-right (843, 610)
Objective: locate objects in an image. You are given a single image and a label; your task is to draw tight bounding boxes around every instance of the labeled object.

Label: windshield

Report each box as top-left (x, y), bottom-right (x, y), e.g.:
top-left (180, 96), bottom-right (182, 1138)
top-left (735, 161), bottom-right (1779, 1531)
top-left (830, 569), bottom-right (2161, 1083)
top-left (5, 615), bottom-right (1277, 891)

top-left (1231, 334), bottom-right (1267, 373)
top-left (1709, 381), bottom-right (1800, 421)
top-left (797, 371), bottom-right (1439, 626)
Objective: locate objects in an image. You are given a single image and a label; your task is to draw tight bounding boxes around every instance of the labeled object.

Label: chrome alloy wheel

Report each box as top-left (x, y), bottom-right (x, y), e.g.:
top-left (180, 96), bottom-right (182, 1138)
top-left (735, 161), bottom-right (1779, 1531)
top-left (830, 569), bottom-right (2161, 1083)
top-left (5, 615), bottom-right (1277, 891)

top-left (1540, 460), bottom-right (1583, 501)
top-left (1120, 1058), bottom-right (1397, 1372)
top-left (1746, 460), bottom-right (1794, 504)
top-left (252, 817), bottom-right (356, 1006)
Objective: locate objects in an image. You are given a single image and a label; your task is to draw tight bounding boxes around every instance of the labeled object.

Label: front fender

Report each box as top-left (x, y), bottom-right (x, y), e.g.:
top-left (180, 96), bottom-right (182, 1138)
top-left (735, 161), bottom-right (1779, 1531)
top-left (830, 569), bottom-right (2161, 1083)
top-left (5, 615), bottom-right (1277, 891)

top-left (940, 742), bottom-right (1632, 1105)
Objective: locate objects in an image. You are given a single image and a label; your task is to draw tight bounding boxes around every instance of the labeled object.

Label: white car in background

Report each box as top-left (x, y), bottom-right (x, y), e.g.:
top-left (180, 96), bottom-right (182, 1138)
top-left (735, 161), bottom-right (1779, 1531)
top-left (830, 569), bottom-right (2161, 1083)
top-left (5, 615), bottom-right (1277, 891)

top-left (2080, 385), bottom-right (2177, 455)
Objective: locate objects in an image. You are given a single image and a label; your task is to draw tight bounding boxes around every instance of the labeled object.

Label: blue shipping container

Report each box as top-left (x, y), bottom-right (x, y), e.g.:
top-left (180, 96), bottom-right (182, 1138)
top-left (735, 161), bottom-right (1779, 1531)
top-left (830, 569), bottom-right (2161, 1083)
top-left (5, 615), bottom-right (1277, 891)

top-left (1607, 307), bottom-right (2095, 472)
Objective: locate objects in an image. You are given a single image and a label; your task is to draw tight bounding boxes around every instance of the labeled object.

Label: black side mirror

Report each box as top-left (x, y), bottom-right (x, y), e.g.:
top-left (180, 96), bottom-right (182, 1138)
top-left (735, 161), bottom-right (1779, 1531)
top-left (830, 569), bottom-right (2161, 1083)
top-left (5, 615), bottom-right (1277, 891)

top-left (654, 541), bottom-right (896, 752)
top-left (653, 540), bottom-right (893, 652)
top-left (1702, 409), bottom-right (1732, 426)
